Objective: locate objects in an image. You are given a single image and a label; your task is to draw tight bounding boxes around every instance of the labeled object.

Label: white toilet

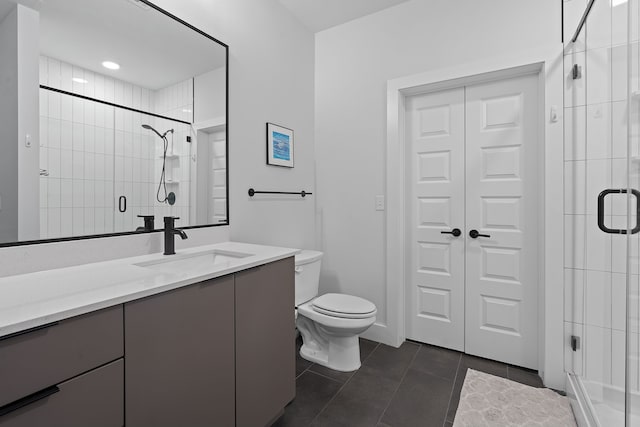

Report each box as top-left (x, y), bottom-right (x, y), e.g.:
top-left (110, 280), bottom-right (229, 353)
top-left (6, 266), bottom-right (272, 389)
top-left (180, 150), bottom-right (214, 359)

top-left (295, 250), bottom-right (377, 372)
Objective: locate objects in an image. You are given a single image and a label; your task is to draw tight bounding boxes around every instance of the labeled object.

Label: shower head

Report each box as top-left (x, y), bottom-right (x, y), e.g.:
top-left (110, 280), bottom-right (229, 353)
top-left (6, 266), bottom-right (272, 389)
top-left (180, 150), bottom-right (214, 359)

top-left (142, 124), bottom-right (174, 138)
top-left (142, 124), bottom-right (163, 138)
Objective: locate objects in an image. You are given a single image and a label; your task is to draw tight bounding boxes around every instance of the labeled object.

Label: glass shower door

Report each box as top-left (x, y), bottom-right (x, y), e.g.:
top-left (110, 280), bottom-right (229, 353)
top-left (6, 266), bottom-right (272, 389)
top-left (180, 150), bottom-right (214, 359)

top-left (564, 0), bottom-right (639, 424)
top-left (627, 0), bottom-right (640, 424)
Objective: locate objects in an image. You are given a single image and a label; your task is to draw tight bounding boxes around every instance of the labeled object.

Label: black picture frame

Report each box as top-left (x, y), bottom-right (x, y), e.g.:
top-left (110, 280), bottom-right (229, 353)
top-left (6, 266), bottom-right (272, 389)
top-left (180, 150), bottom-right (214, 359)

top-left (266, 122), bottom-right (294, 168)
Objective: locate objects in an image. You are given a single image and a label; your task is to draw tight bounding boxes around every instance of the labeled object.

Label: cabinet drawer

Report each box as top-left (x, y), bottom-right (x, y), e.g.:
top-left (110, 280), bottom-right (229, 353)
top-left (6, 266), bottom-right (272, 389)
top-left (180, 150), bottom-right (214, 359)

top-left (0, 305), bottom-right (123, 407)
top-left (0, 358), bottom-right (124, 427)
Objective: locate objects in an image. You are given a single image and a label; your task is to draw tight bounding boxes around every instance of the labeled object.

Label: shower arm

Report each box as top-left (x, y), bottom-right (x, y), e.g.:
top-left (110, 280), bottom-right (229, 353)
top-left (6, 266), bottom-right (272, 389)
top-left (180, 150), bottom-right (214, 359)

top-left (571, 0), bottom-right (595, 43)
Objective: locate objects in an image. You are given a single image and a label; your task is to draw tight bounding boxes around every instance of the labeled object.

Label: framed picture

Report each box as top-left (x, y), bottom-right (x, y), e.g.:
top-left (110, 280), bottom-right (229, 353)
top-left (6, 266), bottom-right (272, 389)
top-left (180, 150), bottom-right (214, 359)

top-left (266, 122), bottom-right (294, 168)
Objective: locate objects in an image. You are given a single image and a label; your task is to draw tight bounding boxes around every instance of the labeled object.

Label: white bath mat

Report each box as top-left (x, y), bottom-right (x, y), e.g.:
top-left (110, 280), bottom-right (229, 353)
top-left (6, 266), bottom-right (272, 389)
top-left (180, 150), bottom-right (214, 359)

top-left (453, 369), bottom-right (576, 427)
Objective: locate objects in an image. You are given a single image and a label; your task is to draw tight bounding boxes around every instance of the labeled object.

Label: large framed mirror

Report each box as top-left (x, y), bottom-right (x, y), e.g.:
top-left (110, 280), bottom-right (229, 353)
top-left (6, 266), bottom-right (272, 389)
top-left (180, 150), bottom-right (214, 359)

top-left (0, 0), bottom-right (228, 246)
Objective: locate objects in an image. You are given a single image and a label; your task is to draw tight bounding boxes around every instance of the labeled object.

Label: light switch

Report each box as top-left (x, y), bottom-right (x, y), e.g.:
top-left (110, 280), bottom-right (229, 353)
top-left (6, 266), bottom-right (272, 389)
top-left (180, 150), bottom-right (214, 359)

top-left (25, 134), bottom-right (32, 148)
top-left (375, 195), bottom-right (385, 211)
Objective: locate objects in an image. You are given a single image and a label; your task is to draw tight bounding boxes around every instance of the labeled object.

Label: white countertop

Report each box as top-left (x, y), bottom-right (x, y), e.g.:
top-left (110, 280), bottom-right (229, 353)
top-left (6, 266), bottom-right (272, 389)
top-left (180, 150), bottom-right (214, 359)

top-left (0, 242), bottom-right (299, 338)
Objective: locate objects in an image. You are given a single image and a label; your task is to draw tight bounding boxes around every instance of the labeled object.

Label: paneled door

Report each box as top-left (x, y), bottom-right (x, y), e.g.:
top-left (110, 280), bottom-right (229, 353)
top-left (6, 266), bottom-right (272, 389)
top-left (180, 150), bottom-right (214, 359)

top-left (406, 73), bottom-right (539, 369)
top-left (406, 87), bottom-right (466, 352)
top-left (464, 74), bottom-right (539, 369)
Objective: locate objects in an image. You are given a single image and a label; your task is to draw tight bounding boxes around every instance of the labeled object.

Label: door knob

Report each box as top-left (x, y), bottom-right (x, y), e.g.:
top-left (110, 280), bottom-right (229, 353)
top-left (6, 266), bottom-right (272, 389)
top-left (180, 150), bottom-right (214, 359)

top-left (469, 229), bottom-right (490, 239)
top-left (441, 228), bottom-right (461, 237)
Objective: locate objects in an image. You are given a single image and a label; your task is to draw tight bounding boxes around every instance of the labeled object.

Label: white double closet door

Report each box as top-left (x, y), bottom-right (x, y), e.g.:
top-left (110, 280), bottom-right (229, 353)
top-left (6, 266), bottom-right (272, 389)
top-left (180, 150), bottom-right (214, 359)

top-left (406, 73), bottom-right (539, 369)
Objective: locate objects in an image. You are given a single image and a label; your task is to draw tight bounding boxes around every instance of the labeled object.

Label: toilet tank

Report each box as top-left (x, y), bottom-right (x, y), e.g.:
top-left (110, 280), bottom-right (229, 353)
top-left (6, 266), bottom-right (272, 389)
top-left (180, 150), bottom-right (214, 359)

top-left (294, 250), bottom-right (323, 306)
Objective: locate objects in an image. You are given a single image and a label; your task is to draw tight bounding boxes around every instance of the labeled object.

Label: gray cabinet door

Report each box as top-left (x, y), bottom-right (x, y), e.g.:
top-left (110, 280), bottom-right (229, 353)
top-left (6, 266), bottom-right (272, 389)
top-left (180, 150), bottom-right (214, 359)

top-left (235, 257), bottom-right (295, 427)
top-left (125, 275), bottom-right (235, 427)
top-left (0, 359), bottom-right (124, 427)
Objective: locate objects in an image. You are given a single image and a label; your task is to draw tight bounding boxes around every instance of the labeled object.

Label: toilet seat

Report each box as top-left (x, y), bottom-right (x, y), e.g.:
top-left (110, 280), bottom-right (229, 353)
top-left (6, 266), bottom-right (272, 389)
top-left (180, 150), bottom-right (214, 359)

top-left (297, 300), bottom-right (375, 330)
top-left (312, 293), bottom-right (377, 319)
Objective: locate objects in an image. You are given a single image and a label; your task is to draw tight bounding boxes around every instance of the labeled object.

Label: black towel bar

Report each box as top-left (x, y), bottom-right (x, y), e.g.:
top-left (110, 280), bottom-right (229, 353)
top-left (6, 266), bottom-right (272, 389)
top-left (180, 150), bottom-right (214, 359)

top-left (248, 188), bottom-right (312, 198)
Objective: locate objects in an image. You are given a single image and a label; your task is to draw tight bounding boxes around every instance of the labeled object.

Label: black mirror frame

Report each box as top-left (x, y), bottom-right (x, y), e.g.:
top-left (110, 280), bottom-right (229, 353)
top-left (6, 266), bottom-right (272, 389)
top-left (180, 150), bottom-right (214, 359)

top-left (0, 0), bottom-right (229, 249)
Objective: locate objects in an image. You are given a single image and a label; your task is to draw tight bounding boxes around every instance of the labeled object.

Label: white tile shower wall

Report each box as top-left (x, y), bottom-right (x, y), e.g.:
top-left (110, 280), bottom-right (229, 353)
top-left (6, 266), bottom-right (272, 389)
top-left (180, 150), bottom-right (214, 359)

top-left (153, 79), bottom-right (193, 123)
top-left (113, 108), bottom-right (157, 233)
top-left (563, 0), bottom-right (639, 397)
top-left (39, 56), bottom-right (157, 238)
top-left (151, 80), bottom-right (194, 225)
top-left (629, 0), bottom-right (640, 400)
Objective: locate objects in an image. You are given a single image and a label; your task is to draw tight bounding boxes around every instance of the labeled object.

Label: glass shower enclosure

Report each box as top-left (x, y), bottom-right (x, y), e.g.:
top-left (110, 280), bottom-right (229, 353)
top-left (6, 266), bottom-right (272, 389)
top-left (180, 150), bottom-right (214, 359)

top-left (564, 0), bottom-right (640, 425)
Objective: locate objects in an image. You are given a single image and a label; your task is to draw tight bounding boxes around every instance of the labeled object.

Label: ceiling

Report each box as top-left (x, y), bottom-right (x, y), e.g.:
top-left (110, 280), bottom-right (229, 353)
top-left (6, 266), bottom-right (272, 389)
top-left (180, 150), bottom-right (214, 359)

top-left (277, 0), bottom-right (410, 33)
top-left (37, 0), bottom-right (226, 90)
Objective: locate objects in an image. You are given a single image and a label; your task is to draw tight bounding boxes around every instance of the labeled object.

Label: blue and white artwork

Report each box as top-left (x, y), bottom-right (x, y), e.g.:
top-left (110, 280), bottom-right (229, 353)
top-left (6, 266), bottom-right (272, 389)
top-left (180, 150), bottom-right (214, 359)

top-left (267, 123), bottom-right (294, 167)
top-left (272, 131), bottom-right (291, 161)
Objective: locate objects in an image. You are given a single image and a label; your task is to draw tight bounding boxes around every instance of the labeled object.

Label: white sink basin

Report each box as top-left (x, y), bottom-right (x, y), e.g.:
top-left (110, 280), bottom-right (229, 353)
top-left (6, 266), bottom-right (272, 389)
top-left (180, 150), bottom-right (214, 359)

top-left (135, 249), bottom-right (253, 274)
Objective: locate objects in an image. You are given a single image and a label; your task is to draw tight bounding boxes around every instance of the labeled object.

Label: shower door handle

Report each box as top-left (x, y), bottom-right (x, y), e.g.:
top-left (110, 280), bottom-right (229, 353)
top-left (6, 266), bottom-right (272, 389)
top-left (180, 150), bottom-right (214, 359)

top-left (597, 188), bottom-right (640, 234)
top-left (118, 196), bottom-right (127, 213)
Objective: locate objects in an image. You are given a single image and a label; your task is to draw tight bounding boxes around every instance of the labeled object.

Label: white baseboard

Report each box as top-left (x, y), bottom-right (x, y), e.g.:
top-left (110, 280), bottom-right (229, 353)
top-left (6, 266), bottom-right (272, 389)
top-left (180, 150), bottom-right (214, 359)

top-left (361, 322), bottom-right (402, 347)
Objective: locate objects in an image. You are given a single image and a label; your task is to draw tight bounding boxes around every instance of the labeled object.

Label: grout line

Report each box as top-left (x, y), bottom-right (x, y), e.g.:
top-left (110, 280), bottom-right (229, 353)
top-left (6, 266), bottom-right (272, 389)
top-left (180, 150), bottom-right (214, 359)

top-left (375, 343), bottom-right (423, 426)
top-left (309, 371), bottom-right (354, 424)
top-left (295, 362), bottom-right (312, 379)
top-left (309, 341), bottom-right (382, 425)
top-left (442, 354), bottom-right (463, 426)
top-left (362, 342), bottom-right (380, 363)
top-left (303, 367), bottom-right (351, 385)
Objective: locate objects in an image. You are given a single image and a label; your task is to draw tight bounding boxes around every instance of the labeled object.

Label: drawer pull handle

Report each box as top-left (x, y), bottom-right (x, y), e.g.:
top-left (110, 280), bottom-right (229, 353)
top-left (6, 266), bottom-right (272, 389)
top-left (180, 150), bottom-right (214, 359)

top-left (0, 321), bottom-right (59, 342)
top-left (0, 385), bottom-right (60, 417)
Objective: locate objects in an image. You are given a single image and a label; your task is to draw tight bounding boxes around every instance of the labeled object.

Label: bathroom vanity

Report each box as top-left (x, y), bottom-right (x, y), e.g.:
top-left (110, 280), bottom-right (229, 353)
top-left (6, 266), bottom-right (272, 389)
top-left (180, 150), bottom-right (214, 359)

top-left (0, 242), bottom-right (296, 427)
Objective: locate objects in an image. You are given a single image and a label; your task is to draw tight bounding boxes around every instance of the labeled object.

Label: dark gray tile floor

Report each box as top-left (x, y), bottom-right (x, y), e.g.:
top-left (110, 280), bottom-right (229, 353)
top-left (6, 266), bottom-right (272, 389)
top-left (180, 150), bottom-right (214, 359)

top-left (274, 338), bottom-right (544, 427)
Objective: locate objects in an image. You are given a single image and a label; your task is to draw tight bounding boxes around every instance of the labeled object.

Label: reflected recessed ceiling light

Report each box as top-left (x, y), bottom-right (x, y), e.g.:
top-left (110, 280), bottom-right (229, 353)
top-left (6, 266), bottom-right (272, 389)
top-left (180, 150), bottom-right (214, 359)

top-left (182, 109), bottom-right (192, 113)
top-left (102, 61), bottom-right (120, 70)
top-left (72, 77), bottom-right (88, 84)
top-left (612, 0), bottom-right (627, 5)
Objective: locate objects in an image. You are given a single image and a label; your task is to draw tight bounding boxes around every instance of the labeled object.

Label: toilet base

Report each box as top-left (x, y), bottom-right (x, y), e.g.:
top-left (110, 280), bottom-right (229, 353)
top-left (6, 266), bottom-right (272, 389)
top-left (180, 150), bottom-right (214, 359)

top-left (297, 316), bottom-right (362, 372)
top-left (299, 337), bottom-right (361, 372)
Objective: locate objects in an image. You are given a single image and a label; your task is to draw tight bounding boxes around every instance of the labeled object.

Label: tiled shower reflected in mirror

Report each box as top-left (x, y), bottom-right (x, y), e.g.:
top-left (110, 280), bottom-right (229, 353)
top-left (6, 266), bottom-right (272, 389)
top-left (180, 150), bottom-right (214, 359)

top-left (38, 56), bottom-right (197, 238)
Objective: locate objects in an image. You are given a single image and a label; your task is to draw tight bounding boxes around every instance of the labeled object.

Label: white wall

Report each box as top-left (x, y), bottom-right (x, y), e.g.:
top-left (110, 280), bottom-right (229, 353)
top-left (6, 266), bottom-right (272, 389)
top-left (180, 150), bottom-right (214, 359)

top-left (194, 67), bottom-right (225, 124)
top-left (0, 4), bottom-right (40, 244)
top-left (16, 5), bottom-right (40, 242)
top-left (0, 0), bottom-right (315, 275)
top-left (315, 0), bottom-right (562, 384)
top-left (156, 0), bottom-right (316, 250)
top-left (0, 5), bottom-right (20, 243)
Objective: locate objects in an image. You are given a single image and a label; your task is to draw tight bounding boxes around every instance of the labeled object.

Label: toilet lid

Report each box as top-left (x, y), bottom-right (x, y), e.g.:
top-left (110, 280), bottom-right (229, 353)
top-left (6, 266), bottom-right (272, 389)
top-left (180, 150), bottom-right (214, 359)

top-left (312, 293), bottom-right (376, 319)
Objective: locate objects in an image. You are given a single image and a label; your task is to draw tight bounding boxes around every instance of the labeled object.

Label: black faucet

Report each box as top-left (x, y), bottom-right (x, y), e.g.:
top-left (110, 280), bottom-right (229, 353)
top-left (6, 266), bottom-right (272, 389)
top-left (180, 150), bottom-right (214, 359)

top-left (136, 215), bottom-right (155, 232)
top-left (164, 216), bottom-right (188, 255)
